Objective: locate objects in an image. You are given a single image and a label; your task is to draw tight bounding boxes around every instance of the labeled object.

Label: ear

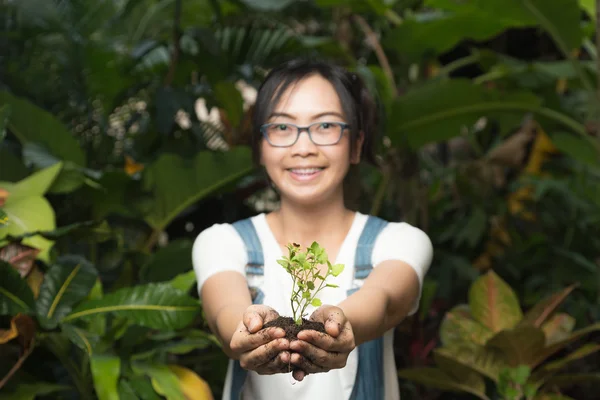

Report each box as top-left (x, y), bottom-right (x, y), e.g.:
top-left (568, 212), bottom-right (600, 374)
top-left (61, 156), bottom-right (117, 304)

top-left (350, 131), bottom-right (365, 164)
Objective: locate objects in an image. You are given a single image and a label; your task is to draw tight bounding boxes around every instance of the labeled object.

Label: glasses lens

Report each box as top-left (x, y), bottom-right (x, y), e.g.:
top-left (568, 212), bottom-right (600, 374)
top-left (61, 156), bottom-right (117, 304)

top-left (310, 122), bottom-right (343, 145)
top-left (265, 123), bottom-right (297, 146)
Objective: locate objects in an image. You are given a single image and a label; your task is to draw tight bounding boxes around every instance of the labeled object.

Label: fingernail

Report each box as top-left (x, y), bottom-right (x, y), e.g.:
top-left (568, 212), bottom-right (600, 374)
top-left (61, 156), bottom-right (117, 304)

top-left (249, 320), bottom-right (259, 331)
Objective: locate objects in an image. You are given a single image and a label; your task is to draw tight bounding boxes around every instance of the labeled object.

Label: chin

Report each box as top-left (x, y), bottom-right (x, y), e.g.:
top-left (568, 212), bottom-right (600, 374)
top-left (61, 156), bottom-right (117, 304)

top-left (279, 187), bottom-right (338, 208)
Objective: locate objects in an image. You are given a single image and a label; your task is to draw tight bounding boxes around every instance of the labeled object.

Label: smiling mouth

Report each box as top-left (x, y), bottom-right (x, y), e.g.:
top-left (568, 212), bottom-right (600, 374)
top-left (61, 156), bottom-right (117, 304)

top-left (287, 167), bottom-right (325, 176)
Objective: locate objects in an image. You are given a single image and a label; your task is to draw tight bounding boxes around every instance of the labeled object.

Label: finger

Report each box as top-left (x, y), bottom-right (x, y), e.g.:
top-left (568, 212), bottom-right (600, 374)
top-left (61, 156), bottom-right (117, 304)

top-left (297, 328), bottom-right (354, 353)
top-left (255, 351), bottom-right (292, 375)
top-left (309, 306), bottom-right (346, 337)
top-left (239, 338), bottom-right (290, 370)
top-left (292, 368), bottom-right (307, 381)
top-left (290, 352), bottom-right (329, 374)
top-left (243, 305), bottom-right (280, 333)
top-left (231, 324), bottom-right (286, 353)
top-left (290, 340), bottom-right (347, 369)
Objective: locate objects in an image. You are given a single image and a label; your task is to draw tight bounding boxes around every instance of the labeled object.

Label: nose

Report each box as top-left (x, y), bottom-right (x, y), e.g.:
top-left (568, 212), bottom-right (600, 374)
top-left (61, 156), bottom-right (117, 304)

top-left (290, 129), bottom-right (318, 157)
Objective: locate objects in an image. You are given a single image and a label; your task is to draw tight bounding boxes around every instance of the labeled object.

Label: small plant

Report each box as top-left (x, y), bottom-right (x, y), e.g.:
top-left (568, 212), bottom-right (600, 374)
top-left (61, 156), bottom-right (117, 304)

top-left (398, 270), bottom-right (600, 400)
top-left (277, 242), bottom-right (344, 326)
top-left (498, 366), bottom-right (537, 400)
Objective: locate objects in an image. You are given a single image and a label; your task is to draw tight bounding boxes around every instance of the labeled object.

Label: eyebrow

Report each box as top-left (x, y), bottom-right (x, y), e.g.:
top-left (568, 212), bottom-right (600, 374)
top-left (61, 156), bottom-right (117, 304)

top-left (269, 111), bottom-right (346, 120)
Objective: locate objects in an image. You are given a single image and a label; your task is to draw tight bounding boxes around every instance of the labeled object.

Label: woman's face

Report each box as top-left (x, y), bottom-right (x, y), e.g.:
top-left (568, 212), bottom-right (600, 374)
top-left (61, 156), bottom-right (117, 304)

top-left (260, 74), bottom-right (362, 206)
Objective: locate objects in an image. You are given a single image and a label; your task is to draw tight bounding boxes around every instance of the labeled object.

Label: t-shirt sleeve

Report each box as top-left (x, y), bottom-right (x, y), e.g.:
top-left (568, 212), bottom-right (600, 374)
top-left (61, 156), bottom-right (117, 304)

top-left (191, 223), bottom-right (248, 295)
top-left (371, 222), bottom-right (433, 316)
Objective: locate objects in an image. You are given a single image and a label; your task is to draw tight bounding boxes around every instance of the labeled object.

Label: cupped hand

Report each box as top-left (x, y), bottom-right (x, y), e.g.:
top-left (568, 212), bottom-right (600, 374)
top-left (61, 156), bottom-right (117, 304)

top-left (230, 305), bottom-right (291, 375)
top-left (289, 305), bottom-right (355, 381)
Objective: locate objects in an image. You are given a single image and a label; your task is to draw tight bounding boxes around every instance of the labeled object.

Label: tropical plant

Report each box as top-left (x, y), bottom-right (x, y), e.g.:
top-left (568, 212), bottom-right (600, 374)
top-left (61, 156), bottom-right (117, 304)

top-left (398, 270), bottom-right (600, 400)
top-left (2, 0), bottom-right (600, 398)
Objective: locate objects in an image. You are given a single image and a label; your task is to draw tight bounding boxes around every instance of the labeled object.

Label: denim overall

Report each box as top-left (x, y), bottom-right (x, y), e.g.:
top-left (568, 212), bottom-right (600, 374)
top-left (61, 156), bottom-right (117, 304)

top-left (229, 216), bottom-right (388, 400)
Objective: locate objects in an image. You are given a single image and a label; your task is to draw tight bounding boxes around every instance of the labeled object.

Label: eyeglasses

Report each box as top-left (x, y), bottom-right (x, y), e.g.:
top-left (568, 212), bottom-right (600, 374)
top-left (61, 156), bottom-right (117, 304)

top-left (260, 122), bottom-right (349, 147)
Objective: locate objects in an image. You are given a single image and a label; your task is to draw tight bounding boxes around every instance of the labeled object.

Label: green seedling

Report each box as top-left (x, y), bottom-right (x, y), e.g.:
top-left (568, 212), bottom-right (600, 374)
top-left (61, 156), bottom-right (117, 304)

top-left (277, 242), bottom-right (345, 326)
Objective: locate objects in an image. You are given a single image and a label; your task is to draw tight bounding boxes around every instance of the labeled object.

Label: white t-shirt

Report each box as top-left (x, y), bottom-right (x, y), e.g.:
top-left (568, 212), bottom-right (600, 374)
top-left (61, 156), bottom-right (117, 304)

top-left (192, 212), bottom-right (433, 400)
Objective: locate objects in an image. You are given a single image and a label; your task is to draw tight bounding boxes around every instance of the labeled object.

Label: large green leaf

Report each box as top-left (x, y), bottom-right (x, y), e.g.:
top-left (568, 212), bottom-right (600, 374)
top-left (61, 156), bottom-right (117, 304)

top-left (36, 255), bottom-right (98, 329)
top-left (4, 220), bottom-right (110, 242)
top-left (581, 0), bottom-right (594, 16)
top-left (120, 377), bottom-right (162, 400)
top-left (541, 313), bottom-right (575, 346)
top-left (22, 143), bottom-right (86, 194)
top-left (142, 147), bottom-right (254, 230)
top-left (132, 362), bottom-right (184, 400)
top-left (434, 349), bottom-right (490, 392)
top-left (139, 239), bottom-right (193, 283)
top-left (550, 133), bottom-right (600, 167)
top-left (63, 283), bottom-right (200, 330)
top-left (397, 367), bottom-right (490, 400)
top-left (91, 354), bottom-right (121, 400)
top-left (520, 284), bottom-right (577, 328)
top-left (469, 270), bottom-right (523, 332)
top-left (86, 279), bottom-right (106, 336)
top-left (486, 325), bottom-right (547, 367)
top-left (519, 0), bottom-right (583, 54)
top-left (169, 270), bottom-right (197, 293)
top-left (118, 380), bottom-right (141, 400)
top-left (0, 261), bottom-right (36, 315)
top-left (388, 0), bottom-right (582, 59)
top-left (435, 343), bottom-right (506, 382)
top-left (532, 343), bottom-right (600, 385)
top-left (531, 322), bottom-right (600, 368)
top-left (0, 383), bottom-right (70, 400)
top-left (440, 304), bottom-right (494, 346)
top-left (0, 91), bottom-right (85, 166)
top-left (1, 162), bottom-right (62, 201)
top-left (385, 10), bottom-right (514, 59)
top-left (387, 80), bottom-right (583, 150)
top-left (61, 323), bottom-right (100, 356)
top-left (0, 164), bottom-right (60, 261)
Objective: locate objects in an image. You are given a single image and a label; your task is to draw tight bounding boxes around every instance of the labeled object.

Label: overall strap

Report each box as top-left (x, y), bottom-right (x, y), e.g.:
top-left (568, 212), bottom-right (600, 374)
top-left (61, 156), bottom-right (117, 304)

top-left (348, 215), bottom-right (388, 400)
top-left (230, 218), bottom-right (266, 400)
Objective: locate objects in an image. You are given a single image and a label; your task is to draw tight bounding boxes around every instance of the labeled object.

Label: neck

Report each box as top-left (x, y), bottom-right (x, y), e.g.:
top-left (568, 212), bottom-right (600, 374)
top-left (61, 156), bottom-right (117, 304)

top-left (269, 191), bottom-right (355, 249)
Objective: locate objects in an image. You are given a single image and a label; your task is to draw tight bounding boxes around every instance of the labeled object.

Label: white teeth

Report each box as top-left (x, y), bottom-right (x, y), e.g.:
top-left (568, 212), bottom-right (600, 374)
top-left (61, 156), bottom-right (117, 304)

top-left (289, 168), bottom-right (323, 174)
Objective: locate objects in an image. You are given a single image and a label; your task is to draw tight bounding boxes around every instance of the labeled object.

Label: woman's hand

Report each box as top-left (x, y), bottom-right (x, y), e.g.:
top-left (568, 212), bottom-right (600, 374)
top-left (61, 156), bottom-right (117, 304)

top-left (289, 305), bottom-right (355, 381)
top-left (230, 305), bottom-right (291, 375)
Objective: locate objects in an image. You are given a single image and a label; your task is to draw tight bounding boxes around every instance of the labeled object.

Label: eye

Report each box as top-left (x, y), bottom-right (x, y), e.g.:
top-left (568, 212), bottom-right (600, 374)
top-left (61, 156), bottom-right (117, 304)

top-left (276, 124), bottom-right (288, 131)
top-left (320, 122), bottom-right (331, 129)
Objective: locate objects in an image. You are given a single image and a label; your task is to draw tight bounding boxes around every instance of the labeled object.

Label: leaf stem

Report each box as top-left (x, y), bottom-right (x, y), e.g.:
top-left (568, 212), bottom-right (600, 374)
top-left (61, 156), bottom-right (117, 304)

top-left (437, 53), bottom-right (481, 78)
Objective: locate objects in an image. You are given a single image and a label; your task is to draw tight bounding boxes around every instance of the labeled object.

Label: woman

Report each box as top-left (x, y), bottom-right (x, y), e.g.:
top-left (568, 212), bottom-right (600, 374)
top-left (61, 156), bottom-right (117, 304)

top-left (192, 59), bottom-right (433, 400)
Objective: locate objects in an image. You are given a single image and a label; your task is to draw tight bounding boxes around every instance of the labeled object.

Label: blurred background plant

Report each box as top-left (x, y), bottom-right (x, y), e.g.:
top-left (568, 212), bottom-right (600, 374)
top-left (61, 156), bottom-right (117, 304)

top-left (0, 0), bottom-right (599, 399)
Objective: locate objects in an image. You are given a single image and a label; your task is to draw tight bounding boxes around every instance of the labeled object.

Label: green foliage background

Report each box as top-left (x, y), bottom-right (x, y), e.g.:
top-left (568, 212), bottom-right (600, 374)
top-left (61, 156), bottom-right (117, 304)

top-left (0, 0), bottom-right (599, 399)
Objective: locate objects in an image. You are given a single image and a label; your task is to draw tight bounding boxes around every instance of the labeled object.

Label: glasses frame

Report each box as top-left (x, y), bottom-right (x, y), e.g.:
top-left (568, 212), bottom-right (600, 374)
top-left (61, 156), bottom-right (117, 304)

top-left (260, 121), bottom-right (350, 147)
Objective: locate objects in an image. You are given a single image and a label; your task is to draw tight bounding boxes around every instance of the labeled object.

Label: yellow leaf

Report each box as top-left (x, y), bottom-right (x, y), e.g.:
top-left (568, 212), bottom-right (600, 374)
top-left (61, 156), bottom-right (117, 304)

top-left (26, 265), bottom-right (44, 299)
top-left (0, 317), bottom-right (18, 344)
top-left (168, 365), bottom-right (214, 400)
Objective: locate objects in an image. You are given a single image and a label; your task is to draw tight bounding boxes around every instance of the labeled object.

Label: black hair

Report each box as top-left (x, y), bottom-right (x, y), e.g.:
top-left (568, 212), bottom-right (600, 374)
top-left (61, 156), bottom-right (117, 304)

top-left (251, 58), bottom-right (379, 166)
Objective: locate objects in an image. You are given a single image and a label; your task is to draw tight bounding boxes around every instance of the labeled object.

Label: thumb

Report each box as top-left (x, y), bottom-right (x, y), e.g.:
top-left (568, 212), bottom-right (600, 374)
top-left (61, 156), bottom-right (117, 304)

top-left (243, 311), bottom-right (263, 333)
top-left (310, 305), bottom-right (344, 337)
top-left (243, 305), bottom-right (278, 333)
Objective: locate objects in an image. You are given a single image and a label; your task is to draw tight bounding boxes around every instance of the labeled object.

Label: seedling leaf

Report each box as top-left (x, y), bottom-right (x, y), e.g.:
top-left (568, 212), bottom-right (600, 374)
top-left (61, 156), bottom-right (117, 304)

top-left (331, 263), bottom-right (345, 277)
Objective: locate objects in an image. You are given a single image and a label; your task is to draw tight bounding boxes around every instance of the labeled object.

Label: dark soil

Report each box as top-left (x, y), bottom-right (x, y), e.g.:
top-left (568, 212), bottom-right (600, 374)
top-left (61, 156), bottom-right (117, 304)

top-left (263, 316), bottom-right (326, 341)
